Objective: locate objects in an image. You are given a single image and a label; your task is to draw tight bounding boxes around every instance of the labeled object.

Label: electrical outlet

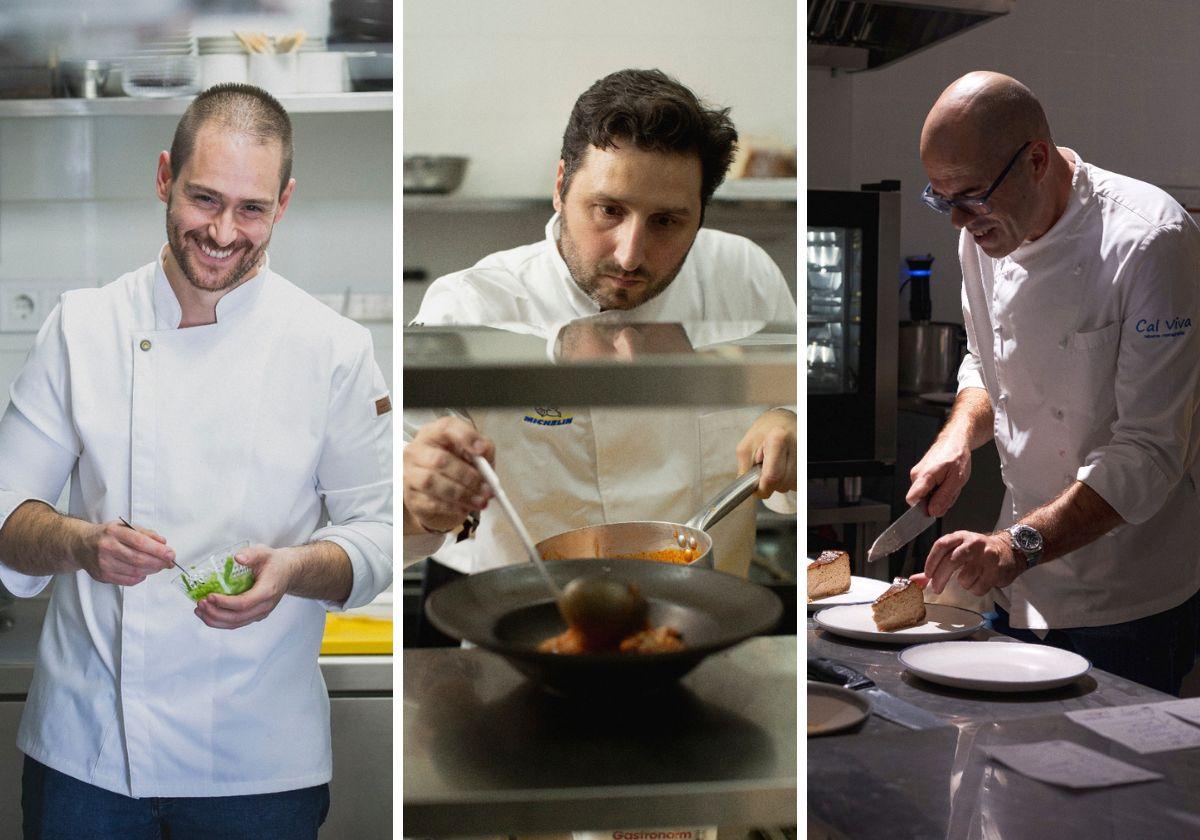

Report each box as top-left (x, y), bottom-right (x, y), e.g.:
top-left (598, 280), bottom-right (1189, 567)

top-left (0, 282), bottom-right (76, 333)
top-left (0, 283), bottom-right (45, 333)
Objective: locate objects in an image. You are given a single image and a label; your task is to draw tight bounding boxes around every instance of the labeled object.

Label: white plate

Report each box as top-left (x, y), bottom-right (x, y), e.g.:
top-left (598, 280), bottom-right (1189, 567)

top-left (900, 640), bottom-right (1091, 692)
top-left (806, 575), bottom-right (892, 611)
top-left (813, 602), bottom-right (984, 644)
top-left (807, 681), bottom-right (870, 736)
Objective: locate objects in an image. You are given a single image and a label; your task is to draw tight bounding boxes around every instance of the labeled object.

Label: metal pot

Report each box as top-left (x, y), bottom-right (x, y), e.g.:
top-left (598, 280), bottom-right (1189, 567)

top-left (898, 321), bottom-right (965, 394)
top-left (424, 558), bottom-right (782, 695)
top-left (403, 155), bottom-right (469, 194)
top-left (58, 59), bottom-right (111, 99)
top-left (534, 465), bottom-right (763, 570)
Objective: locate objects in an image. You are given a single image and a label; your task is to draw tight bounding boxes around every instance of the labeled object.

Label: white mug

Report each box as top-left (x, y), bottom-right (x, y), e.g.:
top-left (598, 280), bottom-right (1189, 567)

top-left (297, 52), bottom-right (349, 94)
top-left (248, 53), bottom-right (298, 96)
top-left (199, 54), bottom-right (248, 88)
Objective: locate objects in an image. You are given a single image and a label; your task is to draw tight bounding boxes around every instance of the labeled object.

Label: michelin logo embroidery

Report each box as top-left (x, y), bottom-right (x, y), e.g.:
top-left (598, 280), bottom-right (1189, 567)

top-left (523, 406), bottom-right (573, 426)
top-left (1136, 317), bottom-right (1192, 339)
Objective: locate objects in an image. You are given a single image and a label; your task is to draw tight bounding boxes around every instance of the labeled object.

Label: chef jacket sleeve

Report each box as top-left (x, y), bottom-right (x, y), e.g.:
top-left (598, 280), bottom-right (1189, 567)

top-left (309, 328), bottom-right (393, 610)
top-left (956, 274), bottom-right (987, 393)
top-left (0, 304), bottom-right (81, 597)
top-left (1076, 223), bottom-right (1200, 524)
top-left (0, 404), bottom-right (77, 597)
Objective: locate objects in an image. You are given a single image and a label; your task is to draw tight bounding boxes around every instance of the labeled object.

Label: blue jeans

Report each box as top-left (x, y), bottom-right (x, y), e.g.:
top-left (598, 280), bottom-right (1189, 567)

top-left (21, 756), bottom-right (329, 840)
top-left (991, 587), bottom-right (1200, 696)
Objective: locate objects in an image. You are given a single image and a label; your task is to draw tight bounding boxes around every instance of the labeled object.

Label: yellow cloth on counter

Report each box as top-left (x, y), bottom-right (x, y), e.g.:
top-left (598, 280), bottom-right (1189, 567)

top-left (321, 613), bottom-right (393, 655)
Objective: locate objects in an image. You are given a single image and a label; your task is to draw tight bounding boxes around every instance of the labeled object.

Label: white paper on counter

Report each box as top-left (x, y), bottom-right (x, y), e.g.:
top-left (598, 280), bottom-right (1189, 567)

top-left (1152, 697), bottom-right (1200, 726)
top-left (986, 740), bottom-right (1162, 789)
top-left (1066, 704), bottom-right (1200, 754)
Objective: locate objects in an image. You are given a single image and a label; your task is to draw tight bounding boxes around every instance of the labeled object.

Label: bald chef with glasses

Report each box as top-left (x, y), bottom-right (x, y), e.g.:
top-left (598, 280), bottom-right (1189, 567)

top-left (905, 71), bottom-right (1200, 696)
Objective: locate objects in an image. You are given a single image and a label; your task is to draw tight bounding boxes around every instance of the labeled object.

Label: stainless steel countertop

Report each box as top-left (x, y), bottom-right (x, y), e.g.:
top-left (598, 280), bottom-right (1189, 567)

top-left (0, 597), bottom-right (391, 696)
top-left (807, 617), bottom-right (1184, 836)
top-left (404, 635), bottom-right (797, 834)
top-left (808, 618), bottom-right (1168, 733)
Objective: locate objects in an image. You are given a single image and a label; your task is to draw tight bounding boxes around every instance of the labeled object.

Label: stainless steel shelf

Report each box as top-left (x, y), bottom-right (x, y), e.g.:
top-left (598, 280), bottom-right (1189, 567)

top-left (0, 92), bottom-right (392, 118)
top-left (404, 323), bottom-right (798, 408)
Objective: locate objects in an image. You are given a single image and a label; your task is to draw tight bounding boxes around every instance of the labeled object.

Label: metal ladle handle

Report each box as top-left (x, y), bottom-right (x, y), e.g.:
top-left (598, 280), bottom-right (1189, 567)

top-left (684, 464), bottom-right (763, 533)
top-left (471, 455), bottom-right (563, 600)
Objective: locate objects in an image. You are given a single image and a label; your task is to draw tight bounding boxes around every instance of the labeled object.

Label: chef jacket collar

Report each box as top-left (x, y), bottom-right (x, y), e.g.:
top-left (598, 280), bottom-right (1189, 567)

top-left (153, 244), bottom-right (270, 330)
top-left (545, 214), bottom-right (602, 317)
top-left (1005, 148), bottom-right (1089, 264)
top-left (544, 213), bottom-right (688, 322)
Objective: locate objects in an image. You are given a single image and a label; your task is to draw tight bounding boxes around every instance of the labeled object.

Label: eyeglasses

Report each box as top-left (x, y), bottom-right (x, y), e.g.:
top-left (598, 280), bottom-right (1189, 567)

top-left (921, 141), bottom-right (1031, 216)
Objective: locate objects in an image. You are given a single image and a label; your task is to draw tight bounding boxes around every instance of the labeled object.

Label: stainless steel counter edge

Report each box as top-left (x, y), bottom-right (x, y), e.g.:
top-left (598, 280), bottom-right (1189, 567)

top-left (406, 778), bottom-right (797, 835)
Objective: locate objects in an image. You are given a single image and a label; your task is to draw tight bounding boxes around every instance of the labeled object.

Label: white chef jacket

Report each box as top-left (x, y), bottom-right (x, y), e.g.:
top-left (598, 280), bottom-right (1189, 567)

top-left (956, 150), bottom-right (1200, 629)
top-left (0, 250), bottom-right (393, 797)
top-left (405, 214), bottom-right (797, 575)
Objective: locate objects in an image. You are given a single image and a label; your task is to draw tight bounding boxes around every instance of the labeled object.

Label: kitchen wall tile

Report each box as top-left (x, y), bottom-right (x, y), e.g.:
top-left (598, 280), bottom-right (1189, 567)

top-left (404, 0), bottom-right (795, 200)
top-left (0, 118), bottom-right (97, 200)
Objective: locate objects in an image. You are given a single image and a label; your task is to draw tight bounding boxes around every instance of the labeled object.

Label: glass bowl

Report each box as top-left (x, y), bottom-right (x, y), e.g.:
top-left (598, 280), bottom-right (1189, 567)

top-left (175, 540), bottom-right (253, 602)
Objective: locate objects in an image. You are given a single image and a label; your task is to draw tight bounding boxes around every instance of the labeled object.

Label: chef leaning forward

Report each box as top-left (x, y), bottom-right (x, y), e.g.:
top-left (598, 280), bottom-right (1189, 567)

top-left (402, 70), bottom-right (797, 621)
top-left (907, 71), bottom-right (1200, 696)
top-left (0, 84), bottom-right (392, 837)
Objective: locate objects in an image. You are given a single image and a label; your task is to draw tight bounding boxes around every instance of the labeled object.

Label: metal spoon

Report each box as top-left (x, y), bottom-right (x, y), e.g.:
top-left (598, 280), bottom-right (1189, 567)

top-left (470, 456), bottom-right (562, 600)
top-left (118, 516), bottom-right (191, 584)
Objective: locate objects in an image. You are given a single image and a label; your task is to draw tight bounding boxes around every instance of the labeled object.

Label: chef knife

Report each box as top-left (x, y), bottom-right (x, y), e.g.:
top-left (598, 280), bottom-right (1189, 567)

top-left (867, 501), bottom-right (936, 564)
top-left (808, 657), bottom-right (946, 730)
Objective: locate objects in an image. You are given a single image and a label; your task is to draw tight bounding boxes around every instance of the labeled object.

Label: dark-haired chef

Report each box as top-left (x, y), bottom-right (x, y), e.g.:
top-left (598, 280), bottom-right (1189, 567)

top-left (908, 71), bottom-right (1200, 695)
top-left (403, 69), bottom-right (796, 598)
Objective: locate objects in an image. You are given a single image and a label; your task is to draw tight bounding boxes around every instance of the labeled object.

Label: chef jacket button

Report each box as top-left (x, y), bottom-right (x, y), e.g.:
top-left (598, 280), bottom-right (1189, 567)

top-left (139, 339), bottom-right (151, 351)
top-left (1059, 338), bottom-right (1068, 349)
top-left (1053, 407), bottom-right (1065, 420)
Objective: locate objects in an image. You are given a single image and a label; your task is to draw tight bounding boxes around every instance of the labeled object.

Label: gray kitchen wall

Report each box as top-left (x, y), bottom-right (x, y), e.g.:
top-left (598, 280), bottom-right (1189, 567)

top-left (403, 0), bottom-right (798, 324)
top-left (0, 109), bottom-right (393, 396)
top-left (808, 0), bottom-right (1200, 324)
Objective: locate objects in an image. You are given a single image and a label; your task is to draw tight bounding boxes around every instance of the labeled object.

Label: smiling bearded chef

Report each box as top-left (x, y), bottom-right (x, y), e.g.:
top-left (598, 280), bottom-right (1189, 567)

top-left (402, 69), bottom-right (797, 647)
top-left (908, 71), bottom-right (1200, 696)
top-left (0, 84), bottom-right (392, 838)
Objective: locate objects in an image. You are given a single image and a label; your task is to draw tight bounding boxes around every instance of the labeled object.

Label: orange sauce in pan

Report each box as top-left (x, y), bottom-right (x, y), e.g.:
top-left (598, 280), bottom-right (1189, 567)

top-left (610, 548), bottom-right (697, 565)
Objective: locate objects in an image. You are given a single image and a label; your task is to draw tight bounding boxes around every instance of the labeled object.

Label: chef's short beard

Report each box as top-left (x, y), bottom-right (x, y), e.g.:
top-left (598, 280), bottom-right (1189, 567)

top-left (558, 210), bottom-right (688, 312)
top-left (166, 199), bottom-right (269, 293)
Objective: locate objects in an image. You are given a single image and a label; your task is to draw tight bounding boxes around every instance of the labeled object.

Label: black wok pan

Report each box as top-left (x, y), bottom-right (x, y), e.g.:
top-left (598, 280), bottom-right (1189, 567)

top-left (425, 558), bottom-right (783, 695)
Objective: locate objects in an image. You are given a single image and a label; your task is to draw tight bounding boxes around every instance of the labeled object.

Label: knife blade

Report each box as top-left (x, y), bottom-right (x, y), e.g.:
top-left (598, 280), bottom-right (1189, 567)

top-left (808, 657), bottom-right (946, 730)
top-left (867, 502), bottom-right (936, 564)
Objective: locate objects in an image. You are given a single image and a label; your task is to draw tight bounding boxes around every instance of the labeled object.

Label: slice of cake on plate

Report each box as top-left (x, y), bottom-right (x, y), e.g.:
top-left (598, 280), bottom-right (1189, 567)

top-left (807, 550), bottom-right (851, 602)
top-left (872, 577), bottom-right (926, 631)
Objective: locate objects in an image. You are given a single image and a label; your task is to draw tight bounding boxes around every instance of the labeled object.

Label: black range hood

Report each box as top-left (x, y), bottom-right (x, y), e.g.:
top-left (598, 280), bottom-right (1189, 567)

top-left (808, 0), bottom-right (1014, 72)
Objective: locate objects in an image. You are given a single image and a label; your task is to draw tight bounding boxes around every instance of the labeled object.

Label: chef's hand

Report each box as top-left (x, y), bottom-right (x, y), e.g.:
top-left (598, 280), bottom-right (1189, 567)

top-left (193, 544), bottom-right (289, 630)
top-left (737, 408), bottom-right (797, 498)
top-left (403, 417), bottom-right (494, 535)
top-left (907, 435), bottom-right (972, 518)
top-left (917, 530), bottom-right (1023, 597)
top-left (81, 520), bottom-right (175, 586)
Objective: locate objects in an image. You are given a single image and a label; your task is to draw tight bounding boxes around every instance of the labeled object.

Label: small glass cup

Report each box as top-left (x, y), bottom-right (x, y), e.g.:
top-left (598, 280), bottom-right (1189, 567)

top-left (175, 540), bottom-right (253, 602)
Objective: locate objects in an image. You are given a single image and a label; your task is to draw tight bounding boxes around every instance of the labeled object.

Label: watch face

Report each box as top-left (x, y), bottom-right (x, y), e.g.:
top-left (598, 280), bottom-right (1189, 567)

top-left (1013, 525), bottom-right (1043, 553)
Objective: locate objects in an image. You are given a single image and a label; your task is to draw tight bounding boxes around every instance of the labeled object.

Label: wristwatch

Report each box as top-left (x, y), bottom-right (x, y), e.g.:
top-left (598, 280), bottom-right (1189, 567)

top-left (1007, 523), bottom-right (1044, 568)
